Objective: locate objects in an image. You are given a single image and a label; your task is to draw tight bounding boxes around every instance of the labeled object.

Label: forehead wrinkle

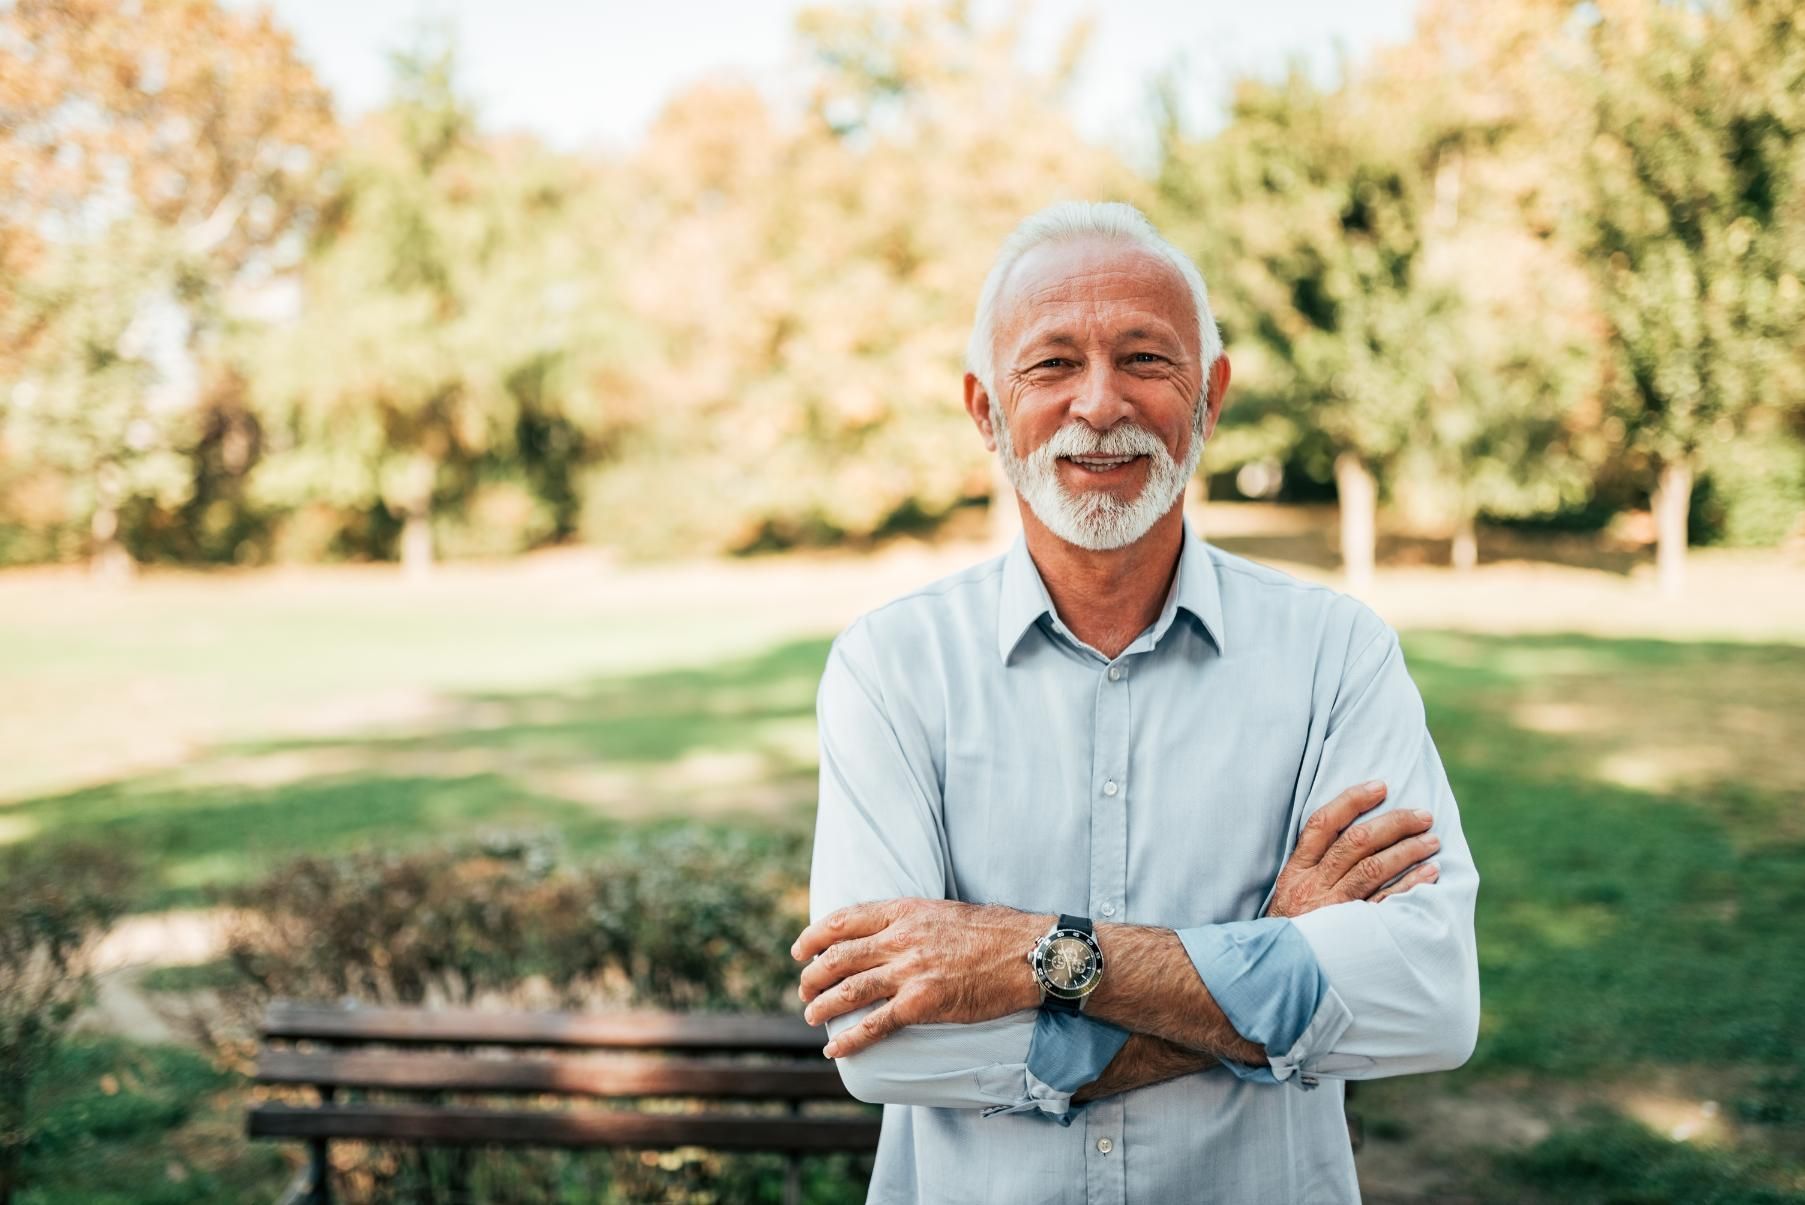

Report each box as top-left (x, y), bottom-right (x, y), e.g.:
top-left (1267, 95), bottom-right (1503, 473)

top-left (1013, 307), bottom-right (1188, 356)
top-left (997, 248), bottom-right (1199, 363)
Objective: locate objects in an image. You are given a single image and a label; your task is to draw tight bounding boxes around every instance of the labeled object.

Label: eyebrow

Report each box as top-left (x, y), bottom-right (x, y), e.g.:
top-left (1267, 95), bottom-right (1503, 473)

top-left (1018, 327), bottom-right (1182, 355)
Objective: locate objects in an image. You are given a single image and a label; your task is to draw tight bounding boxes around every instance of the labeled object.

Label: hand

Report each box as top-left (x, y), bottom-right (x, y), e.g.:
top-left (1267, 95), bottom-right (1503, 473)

top-left (1264, 781), bottom-right (1440, 919)
top-left (790, 899), bottom-right (1053, 1058)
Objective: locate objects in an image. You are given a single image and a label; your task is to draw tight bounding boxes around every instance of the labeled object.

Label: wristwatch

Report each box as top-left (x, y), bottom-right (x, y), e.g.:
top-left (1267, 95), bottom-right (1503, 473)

top-left (1028, 914), bottom-right (1104, 1013)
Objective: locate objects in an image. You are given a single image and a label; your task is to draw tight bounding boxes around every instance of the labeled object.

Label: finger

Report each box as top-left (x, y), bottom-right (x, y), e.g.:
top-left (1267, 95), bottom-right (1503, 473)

top-left (1370, 861), bottom-right (1440, 904)
top-left (1291, 782), bottom-right (1388, 868)
top-left (822, 999), bottom-right (908, 1059)
top-left (797, 936), bottom-right (882, 1003)
top-left (792, 901), bottom-right (897, 963)
top-left (1318, 807), bottom-right (1433, 881)
top-left (1338, 832), bottom-right (1442, 902)
top-left (804, 969), bottom-right (893, 1027)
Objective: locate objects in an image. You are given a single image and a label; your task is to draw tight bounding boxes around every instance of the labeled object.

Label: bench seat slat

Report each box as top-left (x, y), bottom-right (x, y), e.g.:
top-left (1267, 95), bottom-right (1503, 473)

top-left (248, 1102), bottom-right (882, 1153)
top-left (262, 1002), bottom-right (822, 1053)
top-left (256, 1049), bottom-right (852, 1101)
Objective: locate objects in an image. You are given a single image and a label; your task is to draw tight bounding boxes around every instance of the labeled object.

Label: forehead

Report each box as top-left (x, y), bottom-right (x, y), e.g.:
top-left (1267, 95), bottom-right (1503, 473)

top-left (996, 236), bottom-right (1197, 349)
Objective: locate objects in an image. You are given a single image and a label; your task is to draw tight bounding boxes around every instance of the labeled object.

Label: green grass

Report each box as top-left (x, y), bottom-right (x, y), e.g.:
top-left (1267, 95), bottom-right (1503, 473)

top-left (16, 1036), bottom-right (289, 1205)
top-left (1496, 1112), bottom-right (1805, 1204)
top-left (8, 637), bottom-right (832, 908)
top-left (1408, 634), bottom-right (1805, 1082)
top-left (4, 598), bottom-right (1804, 1199)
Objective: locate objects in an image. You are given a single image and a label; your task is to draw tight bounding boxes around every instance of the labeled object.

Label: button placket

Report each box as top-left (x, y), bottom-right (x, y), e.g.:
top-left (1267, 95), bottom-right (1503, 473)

top-left (1090, 649), bottom-right (1130, 951)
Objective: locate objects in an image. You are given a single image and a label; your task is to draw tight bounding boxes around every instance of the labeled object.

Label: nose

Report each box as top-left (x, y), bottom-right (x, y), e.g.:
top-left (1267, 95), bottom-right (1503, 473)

top-left (1068, 359), bottom-right (1134, 431)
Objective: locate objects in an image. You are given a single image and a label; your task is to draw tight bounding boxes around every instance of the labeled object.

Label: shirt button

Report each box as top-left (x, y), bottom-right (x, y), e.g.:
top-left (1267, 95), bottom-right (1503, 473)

top-left (1099, 902), bottom-right (1115, 917)
top-left (1103, 780), bottom-right (1119, 797)
top-left (1096, 1138), bottom-right (1114, 1154)
top-left (1107, 665), bottom-right (1121, 681)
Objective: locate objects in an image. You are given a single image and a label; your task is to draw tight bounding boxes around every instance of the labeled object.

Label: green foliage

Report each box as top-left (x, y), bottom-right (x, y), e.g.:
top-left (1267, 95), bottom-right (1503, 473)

top-left (14, 1036), bottom-right (287, 1205)
top-left (1572, 0), bottom-right (1805, 468)
top-left (221, 829), bottom-right (808, 1012)
top-left (1691, 429), bottom-right (1805, 546)
top-left (215, 831), bottom-right (847, 1205)
top-left (582, 2), bottom-right (1131, 555)
top-left (7, 0), bottom-right (1805, 562)
top-left (241, 30), bottom-right (625, 567)
top-left (0, 0), bottom-right (337, 570)
top-left (0, 846), bottom-right (135, 1203)
top-left (1165, 70), bottom-right (1449, 475)
top-left (1157, 29), bottom-right (1596, 537)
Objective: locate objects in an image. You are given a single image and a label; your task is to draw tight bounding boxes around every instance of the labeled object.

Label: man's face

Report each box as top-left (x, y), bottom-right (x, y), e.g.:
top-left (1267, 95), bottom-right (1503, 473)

top-left (966, 237), bottom-right (1227, 551)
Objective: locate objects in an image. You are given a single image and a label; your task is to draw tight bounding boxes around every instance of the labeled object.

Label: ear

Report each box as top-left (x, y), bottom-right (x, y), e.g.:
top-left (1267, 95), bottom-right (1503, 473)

top-left (1199, 354), bottom-right (1232, 442)
top-left (964, 373), bottom-right (998, 453)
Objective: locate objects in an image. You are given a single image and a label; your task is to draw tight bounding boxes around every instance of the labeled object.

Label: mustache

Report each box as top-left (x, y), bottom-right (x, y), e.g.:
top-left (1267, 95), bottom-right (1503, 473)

top-left (1034, 422), bottom-right (1169, 462)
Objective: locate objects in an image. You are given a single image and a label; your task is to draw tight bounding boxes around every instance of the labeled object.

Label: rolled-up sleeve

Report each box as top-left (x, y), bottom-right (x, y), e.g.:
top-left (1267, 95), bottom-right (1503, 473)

top-left (1274, 624), bottom-right (1482, 1081)
top-left (810, 622), bottom-right (1078, 1117)
top-left (1176, 917), bottom-right (1348, 1087)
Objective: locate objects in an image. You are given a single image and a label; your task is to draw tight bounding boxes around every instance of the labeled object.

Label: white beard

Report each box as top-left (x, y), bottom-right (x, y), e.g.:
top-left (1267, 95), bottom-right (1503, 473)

top-left (990, 398), bottom-right (1206, 552)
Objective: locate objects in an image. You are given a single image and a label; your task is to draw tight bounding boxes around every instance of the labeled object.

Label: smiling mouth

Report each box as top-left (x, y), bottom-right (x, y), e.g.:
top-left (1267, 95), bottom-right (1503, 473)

top-left (1062, 455), bottom-right (1147, 475)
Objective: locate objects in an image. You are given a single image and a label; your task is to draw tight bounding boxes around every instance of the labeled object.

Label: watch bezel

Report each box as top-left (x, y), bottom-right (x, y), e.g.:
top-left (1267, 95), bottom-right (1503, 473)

top-left (1030, 925), bottom-right (1104, 1001)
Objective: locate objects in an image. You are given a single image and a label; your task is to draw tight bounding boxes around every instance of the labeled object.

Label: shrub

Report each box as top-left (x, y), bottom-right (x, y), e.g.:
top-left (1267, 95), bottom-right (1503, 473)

top-left (0, 845), bottom-right (134, 1205)
top-left (221, 828), bottom-right (808, 1013)
top-left (213, 828), bottom-right (837, 1204)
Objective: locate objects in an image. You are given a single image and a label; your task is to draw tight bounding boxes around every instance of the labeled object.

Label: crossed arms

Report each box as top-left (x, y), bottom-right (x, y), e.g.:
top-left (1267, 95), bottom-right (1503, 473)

top-left (798, 620), bottom-right (1480, 1112)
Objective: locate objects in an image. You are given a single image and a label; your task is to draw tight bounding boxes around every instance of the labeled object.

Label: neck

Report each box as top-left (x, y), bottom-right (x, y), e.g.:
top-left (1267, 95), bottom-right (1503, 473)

top-left (1017, 499), bottom-right (1187, 660)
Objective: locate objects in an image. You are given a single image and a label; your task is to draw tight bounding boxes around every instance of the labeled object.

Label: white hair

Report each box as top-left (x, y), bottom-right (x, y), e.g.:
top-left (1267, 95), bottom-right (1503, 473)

top-left (963, 200), bottom-right (1223, 397)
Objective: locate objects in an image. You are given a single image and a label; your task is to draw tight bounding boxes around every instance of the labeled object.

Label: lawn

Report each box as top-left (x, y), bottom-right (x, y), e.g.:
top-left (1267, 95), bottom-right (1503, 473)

top-left (2, 556), bottom-right (1802, 1201)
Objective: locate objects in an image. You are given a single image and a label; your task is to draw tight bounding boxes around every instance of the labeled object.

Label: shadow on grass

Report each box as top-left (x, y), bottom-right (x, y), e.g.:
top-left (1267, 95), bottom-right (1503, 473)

top-left (1207, 527), bottom-right (1651, 575)
top-left (1399, 634), bottom-right (1805, 1068)
top-left (9, 636), bottom-right (836, 910)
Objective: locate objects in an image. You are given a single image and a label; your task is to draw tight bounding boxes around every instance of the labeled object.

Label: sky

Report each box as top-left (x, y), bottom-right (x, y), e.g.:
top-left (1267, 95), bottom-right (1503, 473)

top-left (234, 0), bottom-right (1421, 161)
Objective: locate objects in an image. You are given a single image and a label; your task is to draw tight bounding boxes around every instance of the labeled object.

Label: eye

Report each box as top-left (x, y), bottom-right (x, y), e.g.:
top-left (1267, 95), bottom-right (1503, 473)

top-left (1129, 352), bottom-right (1166, 364)
top-left (1035, 358), bottom-right (1072, 370)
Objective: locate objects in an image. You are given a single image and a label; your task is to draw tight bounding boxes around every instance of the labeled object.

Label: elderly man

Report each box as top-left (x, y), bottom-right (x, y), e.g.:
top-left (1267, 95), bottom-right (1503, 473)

top-left (790, 201), bottom-right (1479, 1204)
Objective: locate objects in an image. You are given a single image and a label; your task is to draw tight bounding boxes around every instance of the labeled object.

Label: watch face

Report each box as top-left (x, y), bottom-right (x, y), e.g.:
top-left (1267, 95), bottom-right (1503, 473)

top-left (1043, 935), bottom-right (1098, 990)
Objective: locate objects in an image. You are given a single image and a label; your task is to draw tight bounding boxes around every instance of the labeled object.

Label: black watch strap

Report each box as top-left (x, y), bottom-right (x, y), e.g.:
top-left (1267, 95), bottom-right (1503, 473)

top-left (1043, 915), bottom-right (1095, 1014)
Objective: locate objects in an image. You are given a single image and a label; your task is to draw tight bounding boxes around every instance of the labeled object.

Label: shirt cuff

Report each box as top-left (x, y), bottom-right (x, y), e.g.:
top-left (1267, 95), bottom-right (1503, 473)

top-left (981, 1009), bottom-right (1130, 1124)
top-left (1177, 917), bottom-right (1351, 1088)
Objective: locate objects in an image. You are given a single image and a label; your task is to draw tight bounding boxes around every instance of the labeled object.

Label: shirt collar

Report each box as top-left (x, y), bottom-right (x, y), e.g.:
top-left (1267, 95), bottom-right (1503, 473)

top-left (994, 514), bottom-right (1226, 665)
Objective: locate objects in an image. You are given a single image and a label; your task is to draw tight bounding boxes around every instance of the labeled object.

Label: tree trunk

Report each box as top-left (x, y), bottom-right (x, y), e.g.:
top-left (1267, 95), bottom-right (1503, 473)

top-left (1335, 452), bottom-right (1376, 595)
top-left (1653, 458), bottom-right (1692, 597)
top-left (401, 504), bottom-right (434, 579)
top-left (1451, 510), bottom-right (1478, 572)
top-left (88, 498), bottom-right (133, 581)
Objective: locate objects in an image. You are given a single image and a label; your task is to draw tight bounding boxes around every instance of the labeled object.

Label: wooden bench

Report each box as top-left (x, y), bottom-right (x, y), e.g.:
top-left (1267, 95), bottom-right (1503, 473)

top-left (246, 1000), bottom-right (880, 1205)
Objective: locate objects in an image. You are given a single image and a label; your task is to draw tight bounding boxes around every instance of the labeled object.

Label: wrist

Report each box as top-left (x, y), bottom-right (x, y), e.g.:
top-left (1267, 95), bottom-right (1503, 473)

top-left (1017, 911), bottom-right (1058, 1011)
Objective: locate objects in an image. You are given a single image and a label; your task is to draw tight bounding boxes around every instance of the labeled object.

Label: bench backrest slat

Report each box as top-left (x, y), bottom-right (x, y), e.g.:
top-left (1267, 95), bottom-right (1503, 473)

top-left (249, 1102), bottom-right (883, 1153)
top-left (262, 1001), bottom-right (823, 1054)
top-left (256, 1049), bottom-right (852, 1101)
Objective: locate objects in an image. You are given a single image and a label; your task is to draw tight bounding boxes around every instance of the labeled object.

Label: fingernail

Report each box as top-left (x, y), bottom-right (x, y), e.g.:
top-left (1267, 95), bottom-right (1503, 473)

top-left (1413, 810), bottom-right (1433, 824)
top-left (822, 1043), bottom-right (838, 1058)
top-left (1427, 862), bottom-right (1440, 875)
top-left (1426, 836), bottom-right (1441, 850)
top-left (790, 945), bottom-right (801, 959)
top-left (1364, 780), bottom-right (1385, 793)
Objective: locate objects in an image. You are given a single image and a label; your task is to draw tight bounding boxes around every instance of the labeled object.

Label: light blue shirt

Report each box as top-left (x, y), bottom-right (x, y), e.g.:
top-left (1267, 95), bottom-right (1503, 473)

top-left (808, 518), bottom-right (1480, 1204)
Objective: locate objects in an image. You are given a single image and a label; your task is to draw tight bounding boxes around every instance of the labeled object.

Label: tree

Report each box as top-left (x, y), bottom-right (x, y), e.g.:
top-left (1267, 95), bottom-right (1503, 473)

top-left (243, 30), bottom-right (623, 572)
top-left (1162, 71), bottom-right (1457, 591)
top-left (585, 1), bottom-right (1134, 555)
top-left (1370, 2), bottom-right (1599, 569)
top-left (1573, 0), bottom-right (1805, 593)
top-left (0, 0), bottom-right (335, 573)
